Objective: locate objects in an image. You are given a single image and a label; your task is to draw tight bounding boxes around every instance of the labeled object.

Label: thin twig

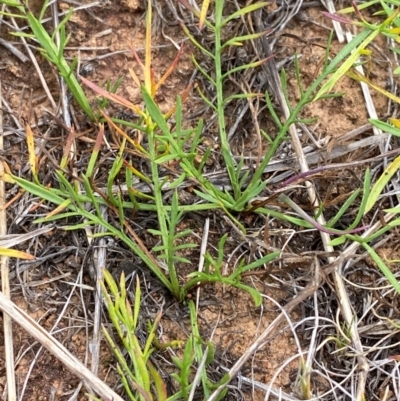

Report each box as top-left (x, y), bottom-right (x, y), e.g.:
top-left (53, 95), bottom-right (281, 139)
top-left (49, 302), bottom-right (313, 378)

top-left (0, 81), bottom-right (17, 401)
top-left (0, 38), bottom-right (29, 63)
top-left (91, 208), bottom-right (108, 379)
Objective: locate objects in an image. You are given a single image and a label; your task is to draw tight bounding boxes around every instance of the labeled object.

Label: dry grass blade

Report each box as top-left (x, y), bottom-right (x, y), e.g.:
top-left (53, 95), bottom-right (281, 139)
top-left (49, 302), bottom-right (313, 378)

top-left (196, 217), bottom-right (209, 311)
top-left (90, 208), bottom-right (108, 380)
top-left (0, 37), bottom-right (28, 63)
top-left (0, 226), bottom-right (54, 249)
top-left (0, 82), bottom-right (17, 401)
top-left (0, 291), bottom-right (124, 401)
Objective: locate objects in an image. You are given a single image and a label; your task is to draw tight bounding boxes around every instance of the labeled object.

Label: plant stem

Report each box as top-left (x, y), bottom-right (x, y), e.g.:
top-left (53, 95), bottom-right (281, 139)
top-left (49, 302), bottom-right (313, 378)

top-left (214, 0), bottom-right (240, 200)
top-left (146, 121), bottom-right (181, 299)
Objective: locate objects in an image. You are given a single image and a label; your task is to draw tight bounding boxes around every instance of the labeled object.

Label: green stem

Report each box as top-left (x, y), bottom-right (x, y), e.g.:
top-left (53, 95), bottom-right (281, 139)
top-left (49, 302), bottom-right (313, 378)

top-left (147, 123), bottom-right (181, 299)
top-left (214, 0), bottom-right (240, 200)
top-left (241, 28), bottom-right (372, 197)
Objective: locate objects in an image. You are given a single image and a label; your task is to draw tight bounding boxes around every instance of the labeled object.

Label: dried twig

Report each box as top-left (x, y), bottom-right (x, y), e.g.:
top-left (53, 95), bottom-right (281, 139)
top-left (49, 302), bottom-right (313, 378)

top-left (0, 81), bottom-right (17, 401)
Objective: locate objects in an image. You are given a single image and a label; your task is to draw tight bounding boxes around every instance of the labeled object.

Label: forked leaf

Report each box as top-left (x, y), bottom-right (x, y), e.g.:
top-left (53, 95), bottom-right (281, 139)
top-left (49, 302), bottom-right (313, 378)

top-left (364, 154), bottom-right (400, 214)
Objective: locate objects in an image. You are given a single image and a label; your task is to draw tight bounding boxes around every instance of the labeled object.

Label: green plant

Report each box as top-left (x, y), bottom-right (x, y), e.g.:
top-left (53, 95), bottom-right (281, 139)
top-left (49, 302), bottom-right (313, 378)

top-left (102, 270), bottom-right (229, 401)
top-left (168, 301), bottom-right (228, 401)
top-left (177, 0), bottom-right (382, 215)
top-left (184, 234), bottom-right (278, 306)
top-left (1, 0), bottom-right (94, 119)
top-left (319, 1), bottom-right (400, 295)
top-left (2, 0), bottom-right (400, 398)
top-left (101, 270), bottom-right (167, 401)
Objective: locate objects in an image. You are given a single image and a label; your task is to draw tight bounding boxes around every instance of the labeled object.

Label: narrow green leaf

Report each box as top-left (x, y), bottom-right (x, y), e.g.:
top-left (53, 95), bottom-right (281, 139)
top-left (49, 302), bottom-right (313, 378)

top-left (313, 29), bottom-right (372, 101)
top-left (167, 173), bottom-right (187, 190)
top-left (362, 243), bottom-right (400, 294)
top-left (365, 155), bottom-right (400, 214)
top-left (328, 236), bottom-right (348, 246)
top-left (222, 2), bottom-right (268, 25)
top-left (222, 31), bottom-right (268, 48)
top-left (235, 283), bottom-right (262, 306)
top-left (369, 118), bottom-right (400, 137)
top-left (230, 252), bottom-right (279, 280)
top-left (147, 360), bottom-right (167, 401)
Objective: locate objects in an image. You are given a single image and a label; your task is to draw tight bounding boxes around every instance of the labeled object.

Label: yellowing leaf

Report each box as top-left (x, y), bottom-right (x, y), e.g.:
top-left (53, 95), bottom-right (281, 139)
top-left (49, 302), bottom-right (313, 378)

top-left (387, 27), bottom-right (400, 34)
top-left (25, 123), bottom-right (38, 180)
top-left (199, 0), bottom-right (211, 30)
top-left (0, 247), bottom-right (35, 260)
top-left (129, 67), bottom-right (141, 88)
top-left (389, 118), bottom-right (400, 128)
top-left (315, 9), bottom-right (400, 101)
top-left (347, 70), bottom-right (400, 104)
top-left (365, 154), bottom-right (400, 214)
top-left (124, 162), bottom-right (152, 183)
top-left (0, 171), bottom-right (16, 184)
top-left (45, 198), bottom-right (71, 219)
top-left (155, 45), bottom-right (184, 92)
